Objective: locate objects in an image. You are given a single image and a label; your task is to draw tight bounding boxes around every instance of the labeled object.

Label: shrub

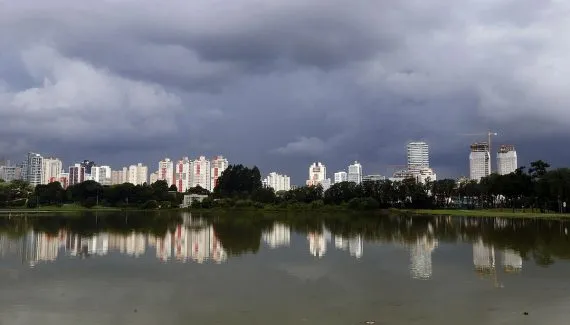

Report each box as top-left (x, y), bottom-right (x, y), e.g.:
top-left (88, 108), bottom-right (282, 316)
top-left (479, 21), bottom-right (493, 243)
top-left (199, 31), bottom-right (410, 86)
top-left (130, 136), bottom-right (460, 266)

top-left (253, 202), bottom-right (264, 209)
top-left (235, 200), bottom-right (252, 207)
top-left (26, 199), bottom-right (38, 209)
top-left (82, 197), bottom-right (97, 208)
top-left (359, 197), bottom-right (380, 210)
top-left (160, 201), bottom-right (172, 209)
top-left (142, 200), bottom-right (159, 210)
top-left (200, 198), bottom-right (213, 209)
top-left (311, 200), bottom-right (324, 209)
top-left (348, 198), bottom-right (361, 210)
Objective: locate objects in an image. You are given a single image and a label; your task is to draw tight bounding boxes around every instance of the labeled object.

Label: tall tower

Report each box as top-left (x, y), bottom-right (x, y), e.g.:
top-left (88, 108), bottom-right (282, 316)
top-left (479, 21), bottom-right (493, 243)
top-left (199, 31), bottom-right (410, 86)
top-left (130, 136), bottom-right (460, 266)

top-left (469, 142), bottom-right (490, 181)
top-left (25, 152), bottom-right (44, 187)
top-left (306, 162), bottom-right (327, 186)
top-left (497, 145), bottom-right (517, 175)
top-left (407, 141), bottom-right (429, 171)
top-left (211, 156), bottom-right (229, 191)
top-left (191, 156), bottom-right (211, 191)
top-left (158, 158), bottom-right (174, 187)
top-left (347, 161), bottom-right (363, 184)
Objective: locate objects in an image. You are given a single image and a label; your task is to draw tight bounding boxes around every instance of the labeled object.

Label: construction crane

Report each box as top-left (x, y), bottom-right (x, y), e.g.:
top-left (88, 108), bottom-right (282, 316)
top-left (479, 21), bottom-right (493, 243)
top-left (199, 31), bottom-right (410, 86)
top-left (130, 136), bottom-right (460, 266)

top-left (459, 131), bottom-right (499, 172)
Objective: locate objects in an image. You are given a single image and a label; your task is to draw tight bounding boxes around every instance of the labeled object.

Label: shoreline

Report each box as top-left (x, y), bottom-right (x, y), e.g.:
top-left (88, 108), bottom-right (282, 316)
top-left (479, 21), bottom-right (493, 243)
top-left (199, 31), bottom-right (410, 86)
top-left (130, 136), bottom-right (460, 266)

top-left (2, 206), bottom-right (570, 219)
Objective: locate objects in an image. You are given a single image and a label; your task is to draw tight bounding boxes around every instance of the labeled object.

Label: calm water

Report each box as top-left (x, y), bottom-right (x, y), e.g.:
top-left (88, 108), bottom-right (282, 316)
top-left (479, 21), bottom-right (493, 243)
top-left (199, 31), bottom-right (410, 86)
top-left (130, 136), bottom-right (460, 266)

top-left (1, 211), bottom-right (570, 325)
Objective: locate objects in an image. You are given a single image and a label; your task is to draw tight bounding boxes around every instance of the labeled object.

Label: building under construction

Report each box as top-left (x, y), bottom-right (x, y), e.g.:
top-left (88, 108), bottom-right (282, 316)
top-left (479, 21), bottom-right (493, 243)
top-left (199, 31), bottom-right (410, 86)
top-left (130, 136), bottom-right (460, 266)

top-left (497, 145), bottom-right (518, 175)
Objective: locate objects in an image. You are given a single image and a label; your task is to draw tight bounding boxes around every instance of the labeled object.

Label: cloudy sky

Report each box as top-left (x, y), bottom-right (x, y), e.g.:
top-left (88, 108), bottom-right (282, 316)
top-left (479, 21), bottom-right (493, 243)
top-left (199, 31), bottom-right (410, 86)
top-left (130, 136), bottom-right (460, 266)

top-left (1, 0), bottom-right (569, 183)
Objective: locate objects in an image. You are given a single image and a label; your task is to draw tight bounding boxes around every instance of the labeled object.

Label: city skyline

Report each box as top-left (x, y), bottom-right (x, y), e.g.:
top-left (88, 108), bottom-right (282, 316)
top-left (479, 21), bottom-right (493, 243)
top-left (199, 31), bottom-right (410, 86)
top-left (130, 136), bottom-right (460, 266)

top-left (1, 140), bottom-right (522, 187)
top-left (0, 1), bottom-right (568, 187)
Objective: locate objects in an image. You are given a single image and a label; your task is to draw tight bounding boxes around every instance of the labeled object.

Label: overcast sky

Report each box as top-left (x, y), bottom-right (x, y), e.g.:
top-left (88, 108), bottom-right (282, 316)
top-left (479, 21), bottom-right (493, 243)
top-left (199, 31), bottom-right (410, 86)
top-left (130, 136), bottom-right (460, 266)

top-left (1, 0), bottom-right (570, 184)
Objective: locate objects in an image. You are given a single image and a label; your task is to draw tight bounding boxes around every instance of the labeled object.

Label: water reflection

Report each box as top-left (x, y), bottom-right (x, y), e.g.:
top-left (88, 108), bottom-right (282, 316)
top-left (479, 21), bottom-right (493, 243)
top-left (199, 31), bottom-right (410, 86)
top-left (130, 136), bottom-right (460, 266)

top-left (1, 212), bottom-right (570, 282)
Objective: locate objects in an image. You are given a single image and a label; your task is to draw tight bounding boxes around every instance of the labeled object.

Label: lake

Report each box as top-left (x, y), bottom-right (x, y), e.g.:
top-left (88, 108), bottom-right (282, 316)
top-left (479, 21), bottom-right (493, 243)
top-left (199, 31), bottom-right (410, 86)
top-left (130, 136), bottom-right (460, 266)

top-left (1, 211), bottom-right (570, 325)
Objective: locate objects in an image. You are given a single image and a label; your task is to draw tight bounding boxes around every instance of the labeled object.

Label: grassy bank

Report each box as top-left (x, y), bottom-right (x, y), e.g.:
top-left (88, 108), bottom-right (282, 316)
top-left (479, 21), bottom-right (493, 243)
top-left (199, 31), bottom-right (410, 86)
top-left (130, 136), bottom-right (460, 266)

top-left (0, 204), bottom-right (157, 214)
top-left (395, 208), bottom-right (570, 218)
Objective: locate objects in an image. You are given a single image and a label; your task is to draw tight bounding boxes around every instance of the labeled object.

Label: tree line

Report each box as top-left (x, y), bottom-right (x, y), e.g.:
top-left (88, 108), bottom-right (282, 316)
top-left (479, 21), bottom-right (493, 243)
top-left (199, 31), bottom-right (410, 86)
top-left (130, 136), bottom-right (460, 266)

top-left (2, 160), bottom-right (570, 213)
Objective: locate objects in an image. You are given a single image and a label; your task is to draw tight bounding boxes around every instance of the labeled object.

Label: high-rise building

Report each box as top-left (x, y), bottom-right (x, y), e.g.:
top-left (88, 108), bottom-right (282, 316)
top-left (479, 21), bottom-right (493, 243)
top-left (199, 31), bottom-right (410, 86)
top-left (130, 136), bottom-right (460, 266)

top-left (497, 145), bottom-right (518, 175)
top-left (211, 156), bottom-right (229, 191)
top-left (469, 142), bottom-right (490, 181)
top-left (80, 160), bottom-right (96, 174)
top-left (191, 156), bottom-right (211, 191)
top-left (59, 173), bottom-right (69, 188)
top-left (306, 162), bottom-right (327, 187)
top-left (407, 141), bottom-right (430, 171)
top-left (334, 171), bottom-right (348, 183)
top-left (347, 161), bottom-right (363, 184)
top-left (127, 163), bottom-right (148, 185)
top-left (0, 165), bottom-right (22, 182)
top-left (263, 172), bottom-right (291, 192)
top-left (25, 152), bottom-right (43, 187)
top-left (175, 157), bottom-right (191, 192)
top-left (149, 172), bottom-right (159, 185)
top-left (91, 166), bottom-right (112, 185)
top-left (41, 157), bottom-right (62, 185)
top-left (68, 164), bottom-right (86, 186)
top-left (158, 158), bottom-right (174, 187)
top-left (111, 170), bottom-right (124, 185)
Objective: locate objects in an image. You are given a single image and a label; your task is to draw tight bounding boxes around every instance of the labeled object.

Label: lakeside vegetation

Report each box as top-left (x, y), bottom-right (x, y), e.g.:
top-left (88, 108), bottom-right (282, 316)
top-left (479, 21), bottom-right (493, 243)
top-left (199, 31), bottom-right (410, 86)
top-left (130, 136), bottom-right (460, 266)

top-left (2, 160), bottom-right (570, 217)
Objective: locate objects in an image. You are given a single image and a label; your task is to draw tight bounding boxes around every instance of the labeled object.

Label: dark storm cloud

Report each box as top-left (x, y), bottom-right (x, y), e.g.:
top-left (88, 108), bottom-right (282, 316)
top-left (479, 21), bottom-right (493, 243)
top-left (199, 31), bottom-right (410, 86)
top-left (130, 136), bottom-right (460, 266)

top-left (1, 0), bottom-right (569, 182)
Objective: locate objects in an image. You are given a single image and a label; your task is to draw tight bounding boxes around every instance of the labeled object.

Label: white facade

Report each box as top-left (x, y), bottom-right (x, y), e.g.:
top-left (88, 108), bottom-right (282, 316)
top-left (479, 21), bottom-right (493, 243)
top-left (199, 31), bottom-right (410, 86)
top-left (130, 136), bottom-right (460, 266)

top-left (25, 152), bottom-right (43, 187)
top-left (175, 157), bottom-right (191, 192)
top-left (362, 174), bottom-right (385, 182)
top-left (347, 161), bottom-right (363, 184)
top-left (407, 141), bottom-right (430, 170)
top-left (158, 158), bottom-right (174, 186)
top-left (411, 167), bottom-right (437, 184)
top-left (264, 172), bottom-right (291, 192)
top-left (497, 145), bottom-right (518, 175)
top-left (306, 162), bottom-right (327, 186)
top-left (127, 163), bottom-right (148, 185)
top-left (334, 171), bottom-right (348, 183)
top-left (470, 143), bottom-right (491, 181)
top-left (41, 157), bottom-right (62, 185)
top-left (211, 156), bottom-right (229, 191)
top-left (91, 166), bottom-right (112, 185)
top-left (191, 156), bottom-right (211, 191)
top-left (149, 172), bottom-right (159, 185)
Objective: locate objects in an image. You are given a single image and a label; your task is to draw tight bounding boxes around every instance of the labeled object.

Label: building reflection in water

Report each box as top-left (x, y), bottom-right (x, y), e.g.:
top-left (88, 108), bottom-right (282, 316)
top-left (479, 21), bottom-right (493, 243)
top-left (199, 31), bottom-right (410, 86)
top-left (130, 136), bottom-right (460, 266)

top-left (262, 223), bottom-right (291, 249)
top-left (473, 237), bottom-right (523, 287)
top-left (334, 235), bottom-right (363, 259)
top-left (0, 223), bottom-right (227, 266)
top-left (409, 235), bottom-right (438, 280)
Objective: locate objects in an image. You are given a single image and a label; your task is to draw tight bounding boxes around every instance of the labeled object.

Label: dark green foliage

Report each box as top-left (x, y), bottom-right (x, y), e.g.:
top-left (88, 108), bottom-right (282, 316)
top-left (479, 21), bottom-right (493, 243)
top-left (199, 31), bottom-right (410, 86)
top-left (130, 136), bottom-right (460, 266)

top-left (81, 197), bottom-right (97, 208)
top-left (214, 164), bottom-right (262, 197)
top-left (187, 186), bottom-right (210, 195)
top-left (141, 200), bottom-right (159, 210)
top-left (251, 187), bottom-right (276, 203)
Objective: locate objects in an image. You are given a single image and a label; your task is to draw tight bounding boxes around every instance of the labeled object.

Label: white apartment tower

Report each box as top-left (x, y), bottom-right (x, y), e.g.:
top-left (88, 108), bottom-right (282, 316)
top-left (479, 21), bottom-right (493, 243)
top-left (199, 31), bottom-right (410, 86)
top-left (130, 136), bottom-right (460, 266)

top-left (497, 145), bottom-right (518, 175)
top-left (347, 161), bottom-right (363, 184)
top-left (41, 157), bottom-right (62, 184)
top-left (175, 157), bottom-right (191, 193)
top-left (158, 158), bottom-right (174, 187)
top-left (306, 162), bottom-right (327, 187)
top-left (91, 166), bottom-right (112, 185)
top-left (25, 152), bottom-right (43, 187)
top-left (334, 171), bottom-right (348, 183)
top-left (128, 163), bottom-right (148, 185)
top-left (211, 156), bottom-right (229, 191)
top-left (407, 141), bottom-right (430, 171)
top-left (264, 172), bottom-right (291, 192)
top-left (191, 156), bottom-right (211, 191)
top-left (469, 142), bottom-right (491, 182)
